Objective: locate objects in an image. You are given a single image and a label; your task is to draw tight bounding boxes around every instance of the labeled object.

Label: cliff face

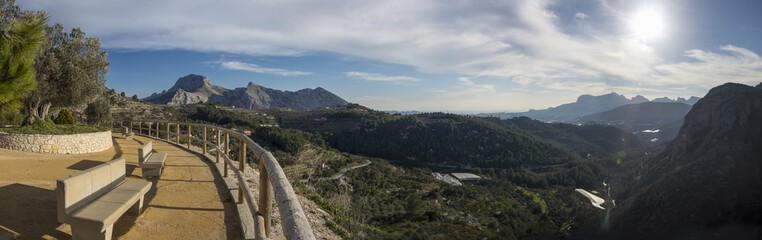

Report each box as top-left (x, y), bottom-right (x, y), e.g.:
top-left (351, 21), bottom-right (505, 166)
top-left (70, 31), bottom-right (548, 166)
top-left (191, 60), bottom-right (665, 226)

top-left (144, 74), bottom-right (347, 110)
top-left (611, 82), bottom-right (762, 237)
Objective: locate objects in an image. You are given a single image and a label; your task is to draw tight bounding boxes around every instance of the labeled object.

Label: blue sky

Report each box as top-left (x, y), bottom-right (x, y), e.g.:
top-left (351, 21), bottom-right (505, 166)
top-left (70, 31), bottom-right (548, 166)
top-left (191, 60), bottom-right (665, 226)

top-left (18, 0), bottom-right (762, 112)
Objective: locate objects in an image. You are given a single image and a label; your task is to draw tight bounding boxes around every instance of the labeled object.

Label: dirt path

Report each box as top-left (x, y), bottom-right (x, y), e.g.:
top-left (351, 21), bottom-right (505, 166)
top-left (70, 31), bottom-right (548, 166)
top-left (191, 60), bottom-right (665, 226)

top-left (0, 134), bottom-right (241, 239)
top-left (329, 160), bottom-right (372, 180)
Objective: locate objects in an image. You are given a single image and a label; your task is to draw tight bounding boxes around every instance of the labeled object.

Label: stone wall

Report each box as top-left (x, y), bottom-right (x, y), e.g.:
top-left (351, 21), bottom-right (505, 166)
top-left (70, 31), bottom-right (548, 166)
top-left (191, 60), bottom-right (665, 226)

top-left (0, 131), bottom-right (112, 154)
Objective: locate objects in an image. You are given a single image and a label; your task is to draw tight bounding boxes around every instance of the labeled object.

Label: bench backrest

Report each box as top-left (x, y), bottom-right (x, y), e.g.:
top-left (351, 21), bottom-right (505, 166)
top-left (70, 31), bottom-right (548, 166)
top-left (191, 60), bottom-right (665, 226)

top-left (138, 141), bottom-right (153, 165)
top-left (56, 158), bottom-right (127, 223)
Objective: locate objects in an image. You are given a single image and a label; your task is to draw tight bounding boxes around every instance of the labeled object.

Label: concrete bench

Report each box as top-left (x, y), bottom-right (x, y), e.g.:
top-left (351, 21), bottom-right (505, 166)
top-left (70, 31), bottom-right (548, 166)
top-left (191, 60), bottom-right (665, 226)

top-left (57, 158), bottom-right (151, 240)
top-left (139, 141), bottom-right (167, 178)
top-left (121, 126), bottom-right (134, 140)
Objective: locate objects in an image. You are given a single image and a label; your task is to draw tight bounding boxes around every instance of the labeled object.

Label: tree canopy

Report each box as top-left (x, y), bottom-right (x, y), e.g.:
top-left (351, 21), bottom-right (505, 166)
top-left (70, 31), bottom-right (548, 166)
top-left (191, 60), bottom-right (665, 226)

top-left (25, 22), bottom-right (109, 124)
top-left (0, 0), bottom-right (44, 111)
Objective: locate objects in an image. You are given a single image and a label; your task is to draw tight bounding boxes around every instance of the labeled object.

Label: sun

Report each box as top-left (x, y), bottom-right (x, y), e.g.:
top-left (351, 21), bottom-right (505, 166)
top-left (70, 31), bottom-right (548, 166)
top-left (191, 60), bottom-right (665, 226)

top-left (630, 9), bottom-right (664, 41)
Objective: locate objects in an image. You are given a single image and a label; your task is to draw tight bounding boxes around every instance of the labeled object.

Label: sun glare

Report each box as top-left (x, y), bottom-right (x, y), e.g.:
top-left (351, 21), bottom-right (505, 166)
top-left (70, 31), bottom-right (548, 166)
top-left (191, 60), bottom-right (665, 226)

top-left (630, 9), bottom-right (664, 41)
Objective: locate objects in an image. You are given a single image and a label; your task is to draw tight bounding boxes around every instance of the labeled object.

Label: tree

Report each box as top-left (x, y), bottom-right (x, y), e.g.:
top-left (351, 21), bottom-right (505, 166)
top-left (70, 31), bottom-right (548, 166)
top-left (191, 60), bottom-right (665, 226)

top-left (0, 1), bottom-right (44, 111)
top-left (85, 96), bottom-right (111, 126)
top-left (24, 22), bottom-right (109, 125)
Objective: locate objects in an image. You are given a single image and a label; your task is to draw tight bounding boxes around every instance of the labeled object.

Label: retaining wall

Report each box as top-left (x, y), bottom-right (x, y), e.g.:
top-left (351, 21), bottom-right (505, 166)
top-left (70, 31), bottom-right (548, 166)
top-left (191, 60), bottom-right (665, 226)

top-left (0, 131), bottom-right (112, 154)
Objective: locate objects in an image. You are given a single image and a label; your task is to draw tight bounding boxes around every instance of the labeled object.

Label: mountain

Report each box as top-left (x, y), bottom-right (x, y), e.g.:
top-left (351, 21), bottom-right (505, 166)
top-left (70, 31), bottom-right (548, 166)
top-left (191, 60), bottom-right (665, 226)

top-left (477, 92), bottom-right (648, 122)
top-left (209, 82), bottom-right (348, 110)
top-left (611, 82), bottom-right (762, 238)
top-left (143, 74), bottom-right (229, 104)
top-left (652, 96), bottom-right (702, 105)
top-left (576, 102), bottom-right (692, 144)
top-left (477, 93), bottom-right (701, 123)
top-left (143, 74), bottom-right (348, 110)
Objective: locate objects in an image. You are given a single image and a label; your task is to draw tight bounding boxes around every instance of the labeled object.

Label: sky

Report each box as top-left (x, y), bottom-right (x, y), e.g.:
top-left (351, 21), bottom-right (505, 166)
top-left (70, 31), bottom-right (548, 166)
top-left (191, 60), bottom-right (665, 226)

top-left (17, 0), bottom-right (762, 112)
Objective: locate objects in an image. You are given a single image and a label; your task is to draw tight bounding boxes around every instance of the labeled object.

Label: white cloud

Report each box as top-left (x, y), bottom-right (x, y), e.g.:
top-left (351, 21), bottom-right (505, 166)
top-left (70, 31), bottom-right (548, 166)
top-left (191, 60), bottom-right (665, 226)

top-left (446, 77), bottom-right (495, 97)
top-left (654, 45), bottom-right (762, 88)
top-left (220, 61), bottom-right (312, 76)
top-left (21, 0), bottom-right (762, 109)
top-left (345, 72), bottom-right (422, 82)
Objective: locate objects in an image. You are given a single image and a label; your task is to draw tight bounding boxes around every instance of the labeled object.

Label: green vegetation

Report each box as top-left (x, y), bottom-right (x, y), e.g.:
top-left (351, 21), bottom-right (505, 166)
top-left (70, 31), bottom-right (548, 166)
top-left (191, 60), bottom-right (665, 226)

top-left (0, 1), bottom-right (45, 111)
top-left (328, 113), bottom-right (576, 169)
top-left (171, 104), bottom-right (638, 239)
top-left (54, 108), bottom-right (75, 124)
top-left (0, 111), bottom-right (24, 125)
top-left (85, 96), bottom-right (112, 126)
top-left (1, 118), bottom-right (108, 134)
top-left (2, 1), bottom-right (110, 126)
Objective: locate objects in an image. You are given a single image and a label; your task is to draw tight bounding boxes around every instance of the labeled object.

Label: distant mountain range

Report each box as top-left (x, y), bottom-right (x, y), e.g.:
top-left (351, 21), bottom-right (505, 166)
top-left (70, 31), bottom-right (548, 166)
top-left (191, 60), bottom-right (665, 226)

top-left (576, 102), bottom-right (692, 144)
top-left (476, 92), bottom-right (700, 123)
top-left (612, 82), bottom-right (762, 238)
top-left (143, 74), bottom-right (348, 110)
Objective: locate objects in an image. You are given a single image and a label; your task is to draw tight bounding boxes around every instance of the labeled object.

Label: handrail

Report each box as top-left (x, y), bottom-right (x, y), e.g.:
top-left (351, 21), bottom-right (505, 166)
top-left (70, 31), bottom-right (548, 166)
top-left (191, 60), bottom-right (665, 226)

top-left (129, 120), bottom-right (315, 240)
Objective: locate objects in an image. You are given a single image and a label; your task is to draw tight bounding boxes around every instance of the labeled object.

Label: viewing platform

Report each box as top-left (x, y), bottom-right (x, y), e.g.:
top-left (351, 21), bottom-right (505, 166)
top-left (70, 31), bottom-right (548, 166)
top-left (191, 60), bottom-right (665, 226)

top-left (0, 133), bottom-right (242, 239)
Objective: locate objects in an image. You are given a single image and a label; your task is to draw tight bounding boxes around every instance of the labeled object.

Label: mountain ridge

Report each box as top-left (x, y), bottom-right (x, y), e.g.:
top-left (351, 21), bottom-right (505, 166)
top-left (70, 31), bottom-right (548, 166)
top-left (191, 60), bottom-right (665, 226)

top-left (143, 74), bottom-right (348, 110)
top-left (476, 92), bottom-right (701, 122)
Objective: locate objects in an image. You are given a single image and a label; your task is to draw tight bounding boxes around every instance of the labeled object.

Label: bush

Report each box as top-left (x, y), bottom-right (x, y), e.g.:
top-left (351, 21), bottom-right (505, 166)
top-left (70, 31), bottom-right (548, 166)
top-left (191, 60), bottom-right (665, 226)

top-left (85, 97), bottom-right (112, 126)
top-left (0, 112), bottom-right (25, 125)
top-left (54, 109), bottom-right (75, 124)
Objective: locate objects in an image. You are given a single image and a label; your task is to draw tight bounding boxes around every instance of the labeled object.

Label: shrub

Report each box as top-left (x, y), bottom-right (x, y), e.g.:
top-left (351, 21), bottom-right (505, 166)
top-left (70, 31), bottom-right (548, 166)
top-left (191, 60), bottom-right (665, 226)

top-left (0, 112), bottom-right (25, 125)
top-left (85, 97), bottom-right (112, 126)
top-left (54, 109), bottom-right (75, 124)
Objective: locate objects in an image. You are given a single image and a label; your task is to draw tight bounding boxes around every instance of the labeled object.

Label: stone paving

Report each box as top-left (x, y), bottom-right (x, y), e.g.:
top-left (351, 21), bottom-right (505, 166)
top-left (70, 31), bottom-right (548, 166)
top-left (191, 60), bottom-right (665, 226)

top-left (0, 133), bottom-right (242, 239)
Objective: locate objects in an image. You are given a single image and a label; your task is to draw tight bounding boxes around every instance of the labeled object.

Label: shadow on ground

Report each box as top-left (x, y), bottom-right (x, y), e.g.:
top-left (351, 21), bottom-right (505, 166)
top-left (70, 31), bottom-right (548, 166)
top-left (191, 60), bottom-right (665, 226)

top-left (0, 183), bottom-right (69, 239)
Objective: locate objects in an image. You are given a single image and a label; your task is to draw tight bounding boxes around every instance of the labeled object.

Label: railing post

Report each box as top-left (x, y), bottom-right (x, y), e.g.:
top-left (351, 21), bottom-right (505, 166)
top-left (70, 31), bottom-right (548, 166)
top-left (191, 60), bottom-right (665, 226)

top-left (176, 123), bottom-right (180, 143)
top-left (148, 122), bottom-right (152, 137)
top-left (138, 121), bottom-right (142, 135)
top-left (239, 138), bottom-right (245, 204)
top-left (166, 123), bottom-right (171, 141)
top-left (130, 121), bottom-right (133, 133)
top-left (187, 124), bottom-right (192, 149)
top-left (215, 129), bottom-right (220, 163)
top-left (224, 133), bottom-right (229, 178)
top-left (203, 127), bottom-right (207, 154)
top-left (259, 157), bottom-right (272, 237)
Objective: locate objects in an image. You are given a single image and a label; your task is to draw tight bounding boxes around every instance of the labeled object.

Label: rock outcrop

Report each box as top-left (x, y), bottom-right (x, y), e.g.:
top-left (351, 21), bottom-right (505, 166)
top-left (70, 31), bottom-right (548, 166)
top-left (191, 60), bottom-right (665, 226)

top-left (144, 74), bottom-right (347, 110)
top-left (611, 82), bottom-right (762, 238)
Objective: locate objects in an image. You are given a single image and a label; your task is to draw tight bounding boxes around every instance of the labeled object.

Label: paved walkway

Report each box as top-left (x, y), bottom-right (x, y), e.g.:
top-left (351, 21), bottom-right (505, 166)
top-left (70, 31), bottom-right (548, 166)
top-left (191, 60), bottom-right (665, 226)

top-left (0, 133), bottom-right (241, 239)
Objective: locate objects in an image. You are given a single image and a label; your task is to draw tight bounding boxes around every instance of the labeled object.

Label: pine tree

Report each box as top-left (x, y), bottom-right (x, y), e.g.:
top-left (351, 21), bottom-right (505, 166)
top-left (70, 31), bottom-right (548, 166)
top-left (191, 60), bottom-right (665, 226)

top-left (0, 11), bottom-right (44, 111)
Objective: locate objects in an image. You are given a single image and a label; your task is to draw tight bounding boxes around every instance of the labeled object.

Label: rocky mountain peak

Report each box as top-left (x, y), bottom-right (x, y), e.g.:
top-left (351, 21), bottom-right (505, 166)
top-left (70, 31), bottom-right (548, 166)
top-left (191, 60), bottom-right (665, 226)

top-left (171, 74), bottom-right (212, 92)
top-left (631, 95), bottom-right (649, 103)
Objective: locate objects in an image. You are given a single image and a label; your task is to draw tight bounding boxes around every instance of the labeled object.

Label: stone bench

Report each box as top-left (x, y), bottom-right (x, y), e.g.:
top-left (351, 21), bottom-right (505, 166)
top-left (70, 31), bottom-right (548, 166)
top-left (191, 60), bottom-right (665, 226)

top-left (139, 141), bottom-right (167, 178)
top-left (121, 126), bottom-right (134, 140)
top-left (57, 158), bottom-right (151, 240)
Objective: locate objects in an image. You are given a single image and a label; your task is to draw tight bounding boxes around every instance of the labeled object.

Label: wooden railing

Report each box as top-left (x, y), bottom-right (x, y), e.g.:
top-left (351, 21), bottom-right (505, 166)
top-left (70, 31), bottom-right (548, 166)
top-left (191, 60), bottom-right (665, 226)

top-left (128, 120), bottom-right (315, 240)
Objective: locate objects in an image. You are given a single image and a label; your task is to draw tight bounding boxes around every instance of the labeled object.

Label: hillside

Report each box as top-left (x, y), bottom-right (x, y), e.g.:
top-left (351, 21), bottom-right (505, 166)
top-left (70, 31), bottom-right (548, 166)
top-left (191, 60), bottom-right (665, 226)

top-left (611, 82), bottom-right (762, 239)
top-left (143, 74), bottom-right (348, 110)
top-left (501, 116), bottom-right (644, 161)
top-left (576, 102), bottom-right (692, 144)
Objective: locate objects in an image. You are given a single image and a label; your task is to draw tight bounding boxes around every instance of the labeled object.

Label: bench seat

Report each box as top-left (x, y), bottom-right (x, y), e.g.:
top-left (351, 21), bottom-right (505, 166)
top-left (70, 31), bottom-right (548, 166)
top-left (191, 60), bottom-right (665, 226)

top-left (143, 152), bottom-right (167, 168)
top-left (139, 141), bottom-right (167, 178)
top-left (70, 182), bottom-right (150, 227)
top-left (57, 158), bottom-right (152, 240)
top-left (121, 126), bottom-right (134, 140)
